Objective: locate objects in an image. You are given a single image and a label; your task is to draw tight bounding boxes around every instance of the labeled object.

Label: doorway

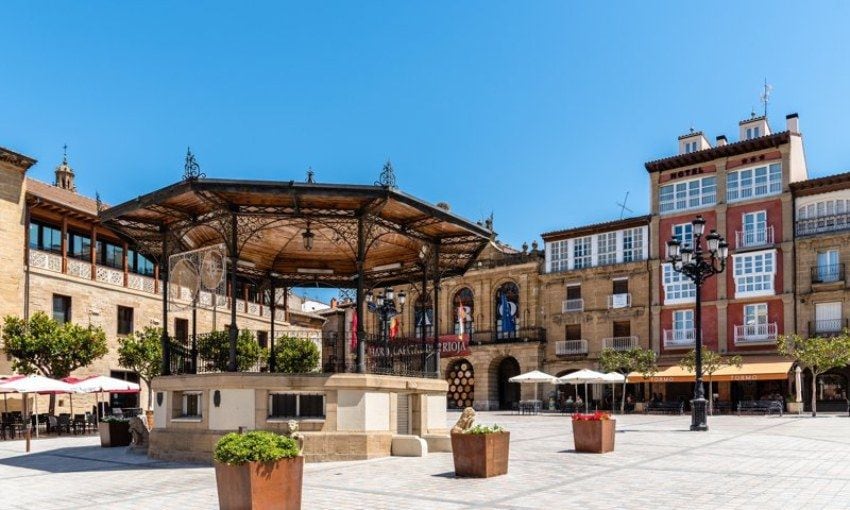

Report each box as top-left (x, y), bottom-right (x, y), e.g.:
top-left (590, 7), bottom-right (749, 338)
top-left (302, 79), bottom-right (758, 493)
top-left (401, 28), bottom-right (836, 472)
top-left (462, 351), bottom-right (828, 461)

top-left (497, 357), bottom-right (520, 410)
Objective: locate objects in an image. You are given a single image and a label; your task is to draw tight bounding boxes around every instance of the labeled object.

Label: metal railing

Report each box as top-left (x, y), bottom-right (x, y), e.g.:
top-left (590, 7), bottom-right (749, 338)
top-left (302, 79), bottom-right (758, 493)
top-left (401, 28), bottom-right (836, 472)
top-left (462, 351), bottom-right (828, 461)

top-left (733, 323), bottom-right (778, 345)
top-left (562, 298), bottom-right (584, 313)
top-left (809, 319), bottom-right (849, 337)
top-left (602, 336), bottom-right (638, 351)
top-left (735, 226), bottom-right (774, 249)
top-left (663, 329), bottom-right (695, 349)
top-left (607, 293), bottom-right (631, 309)
top-left (471, 327), bottom-right (547, 344)
top-left (811, 264), bottom-right (845, 284)
top-left (796, 213), bottom-right (850, 236)
top-left (555, 339), bottom-right (588, 356)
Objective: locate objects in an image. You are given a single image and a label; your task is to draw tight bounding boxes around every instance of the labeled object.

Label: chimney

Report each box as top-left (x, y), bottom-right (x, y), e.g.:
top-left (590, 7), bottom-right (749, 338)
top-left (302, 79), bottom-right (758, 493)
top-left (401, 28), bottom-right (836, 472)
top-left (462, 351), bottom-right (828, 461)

top-left (786, 113), bottom-right (800, 133)
top-left (716, 135), bottom-right (727, 147)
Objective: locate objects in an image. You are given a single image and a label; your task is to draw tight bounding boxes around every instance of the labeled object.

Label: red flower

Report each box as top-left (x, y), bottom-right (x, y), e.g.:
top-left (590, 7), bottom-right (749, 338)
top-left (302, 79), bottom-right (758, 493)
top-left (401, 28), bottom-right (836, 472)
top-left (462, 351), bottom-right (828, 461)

top-left (571, 411), bottom-right (611, 421)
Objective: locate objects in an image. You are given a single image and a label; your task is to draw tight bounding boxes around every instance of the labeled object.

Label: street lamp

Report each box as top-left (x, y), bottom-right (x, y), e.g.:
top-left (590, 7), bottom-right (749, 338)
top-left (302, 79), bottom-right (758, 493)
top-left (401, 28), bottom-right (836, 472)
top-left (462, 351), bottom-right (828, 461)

top-left (367, 286), bottom-right (406, 371)
top-left (666, 215), bottom-right (728, 431)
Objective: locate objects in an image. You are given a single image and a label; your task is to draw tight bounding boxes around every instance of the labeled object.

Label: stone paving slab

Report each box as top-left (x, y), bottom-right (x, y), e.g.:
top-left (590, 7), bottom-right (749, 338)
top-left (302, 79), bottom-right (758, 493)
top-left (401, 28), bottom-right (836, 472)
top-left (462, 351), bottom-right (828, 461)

top-left (1, 413), bottom-right (850, 509)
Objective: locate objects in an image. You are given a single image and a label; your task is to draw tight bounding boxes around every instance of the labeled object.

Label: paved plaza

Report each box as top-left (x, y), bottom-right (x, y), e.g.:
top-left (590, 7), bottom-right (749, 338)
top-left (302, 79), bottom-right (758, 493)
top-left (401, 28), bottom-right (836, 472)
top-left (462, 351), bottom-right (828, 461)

top-left (1, 412), bottom-right (849, 509)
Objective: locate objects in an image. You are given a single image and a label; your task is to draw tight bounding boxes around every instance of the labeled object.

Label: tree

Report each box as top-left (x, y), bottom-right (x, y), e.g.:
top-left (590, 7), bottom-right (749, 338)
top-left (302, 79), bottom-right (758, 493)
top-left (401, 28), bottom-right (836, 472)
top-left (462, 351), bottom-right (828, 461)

top-left (117, 326), bottom-right (162, 410)
top-left (2, 311), bottom-right (108, 413)
top-left (778, 333), bottom-right (850, 417)
top-left (599, 347), bottom-right (658, 413)
top-left (272, 335), bottom-right (320, 373)
top-left (197, 329), bottom-right (266, 372)
top-left (678, 348), bottom-right (742, 415)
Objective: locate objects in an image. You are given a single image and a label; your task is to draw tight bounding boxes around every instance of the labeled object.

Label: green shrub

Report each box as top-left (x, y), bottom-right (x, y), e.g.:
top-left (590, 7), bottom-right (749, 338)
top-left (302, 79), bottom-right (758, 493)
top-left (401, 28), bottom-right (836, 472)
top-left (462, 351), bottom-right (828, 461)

top-left (198, 330), bottom-right (266, 372)
top-left (272, 335), bottom-right (320, 373)
top-left (101, 416), bottom-right (129, 423)
top-left (214, 431), bottom-right (300, 465)
top-left (466, 424), bottom-right (506, 434)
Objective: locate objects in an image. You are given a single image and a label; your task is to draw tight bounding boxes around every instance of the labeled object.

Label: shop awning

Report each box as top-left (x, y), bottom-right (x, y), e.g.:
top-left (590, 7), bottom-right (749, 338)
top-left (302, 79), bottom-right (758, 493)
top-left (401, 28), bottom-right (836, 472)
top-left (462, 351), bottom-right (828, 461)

top-left (628, 361), bottom-right (793, 383)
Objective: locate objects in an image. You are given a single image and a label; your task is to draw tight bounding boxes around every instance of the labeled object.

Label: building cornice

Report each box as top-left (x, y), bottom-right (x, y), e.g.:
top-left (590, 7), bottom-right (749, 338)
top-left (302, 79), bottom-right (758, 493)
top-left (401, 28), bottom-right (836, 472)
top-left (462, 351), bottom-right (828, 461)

top-left (0, 146), bottom-right (37, 172)
top-left (644, 132), bottom-right (791, 173)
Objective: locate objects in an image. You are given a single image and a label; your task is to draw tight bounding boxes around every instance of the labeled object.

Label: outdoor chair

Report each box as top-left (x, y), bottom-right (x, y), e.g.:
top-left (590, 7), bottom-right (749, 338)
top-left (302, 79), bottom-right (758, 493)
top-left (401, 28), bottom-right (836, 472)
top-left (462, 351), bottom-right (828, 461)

top-left (73, 414), bottom-right (87, 434)
top-left (57, 415), bottom-right (72, 435)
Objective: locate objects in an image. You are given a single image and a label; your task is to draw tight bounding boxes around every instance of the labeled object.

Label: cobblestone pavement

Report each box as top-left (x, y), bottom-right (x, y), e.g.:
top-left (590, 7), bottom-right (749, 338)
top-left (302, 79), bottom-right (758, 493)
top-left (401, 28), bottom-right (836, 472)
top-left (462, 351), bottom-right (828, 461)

top-left (1, 412), bottom-right (850, 509)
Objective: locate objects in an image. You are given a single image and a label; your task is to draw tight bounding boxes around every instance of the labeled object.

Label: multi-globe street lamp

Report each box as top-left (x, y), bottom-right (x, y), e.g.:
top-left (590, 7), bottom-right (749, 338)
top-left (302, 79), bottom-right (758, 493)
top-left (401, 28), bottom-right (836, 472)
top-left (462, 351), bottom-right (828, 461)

top-left (666, 215), bottom-right (729, 431)
top-left (366, 287), bottom-right (406, 369)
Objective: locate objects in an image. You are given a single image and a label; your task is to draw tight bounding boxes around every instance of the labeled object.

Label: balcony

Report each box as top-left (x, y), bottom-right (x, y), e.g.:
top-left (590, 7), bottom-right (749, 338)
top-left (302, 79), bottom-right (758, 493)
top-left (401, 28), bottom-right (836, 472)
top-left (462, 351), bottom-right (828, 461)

top-left (796, 213), bottom-right (850, 236)
top-left (562, 298), bottom-right (584, 313)
top-left (735, 226), bottom-right (774, 249)
top-left (811, 264), bottom-right (845, 285)
top-left (607, 293), bottom-right (631, 309)
top-left (663, 329), bottom-right (695, 349)
top-left (555, 339), bottom-right (588, 356)
top-left (470, 327), bottom-right (547, 345)
top-left (602, 336), bottom-right (638, 351)
top-left (809, 319), bottom-right (849, 337)
top-left (733, 323), bottom-right (778, 346)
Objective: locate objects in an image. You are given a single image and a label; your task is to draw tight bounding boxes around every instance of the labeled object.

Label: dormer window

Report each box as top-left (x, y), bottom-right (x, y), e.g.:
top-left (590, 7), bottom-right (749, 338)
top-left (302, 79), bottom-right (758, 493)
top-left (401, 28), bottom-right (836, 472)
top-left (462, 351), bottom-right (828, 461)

top-left (684, 141), bottom-right (698, 153)
top-left (746, 126), bottom-right (760, 139)
top-left (739, 116), bottom-right (770, 141)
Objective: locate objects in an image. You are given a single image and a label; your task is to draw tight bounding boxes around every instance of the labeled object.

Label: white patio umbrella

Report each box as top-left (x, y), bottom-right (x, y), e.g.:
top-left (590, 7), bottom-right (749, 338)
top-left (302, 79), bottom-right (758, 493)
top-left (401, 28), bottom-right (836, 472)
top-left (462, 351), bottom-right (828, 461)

top-left (508, 370), bottom-right (558, 402)
top-left (602, 372), bottom-right (626, 414)
top-left (71, 375), bottom-right (141, 425)
top-left (557, 369), bottom-right (608, 413)
top-left (0, 375), bottom-right (78, 440)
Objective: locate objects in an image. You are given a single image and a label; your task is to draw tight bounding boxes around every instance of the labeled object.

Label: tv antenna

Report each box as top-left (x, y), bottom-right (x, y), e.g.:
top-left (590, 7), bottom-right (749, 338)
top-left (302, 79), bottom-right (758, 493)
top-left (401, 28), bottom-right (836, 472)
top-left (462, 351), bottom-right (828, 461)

top-left (760, 79), bottom-right (773, 117)
top-left (616, 192), bottom-right (633, 220)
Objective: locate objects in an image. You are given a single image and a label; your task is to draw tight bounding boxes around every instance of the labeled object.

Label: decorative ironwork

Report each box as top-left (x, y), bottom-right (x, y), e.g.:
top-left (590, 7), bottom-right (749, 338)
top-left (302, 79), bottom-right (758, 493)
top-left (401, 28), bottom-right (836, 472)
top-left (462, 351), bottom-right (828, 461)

top-left (167, 244), bottom-right (227, 311)
top-left (376, 159), bottom-right (397, 188)
top-left (183, 147), bottom-right (205, 181)
top-left (306, 167), bottom-right (315, 183)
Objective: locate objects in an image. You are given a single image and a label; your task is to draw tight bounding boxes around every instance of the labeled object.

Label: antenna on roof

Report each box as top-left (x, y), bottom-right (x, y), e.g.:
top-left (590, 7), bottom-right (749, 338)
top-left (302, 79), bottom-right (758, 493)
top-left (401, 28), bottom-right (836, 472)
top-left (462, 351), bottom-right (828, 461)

top-left (760, 78), bottom-right (773, 117)
top-left (616, 192), bottom-right (633, 220)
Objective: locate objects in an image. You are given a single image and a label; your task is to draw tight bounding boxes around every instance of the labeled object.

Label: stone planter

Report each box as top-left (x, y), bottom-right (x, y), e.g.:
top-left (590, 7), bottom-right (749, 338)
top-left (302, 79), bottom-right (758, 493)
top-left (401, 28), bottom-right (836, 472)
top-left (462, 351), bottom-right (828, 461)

top-left (451, 432), bottom-right (510, 478)
top-left (634, 402), bottom-right (645, 413)
top-left (572, 419), bottom-right (616, 454)
top-left (145, 410), bottom-right (154, 430)
top-left (98, 421), bottom-right (131, 448)
top-left (215, 457), bottom-right (304, 510)
top-left (786, 402), bottom-right (803, 414)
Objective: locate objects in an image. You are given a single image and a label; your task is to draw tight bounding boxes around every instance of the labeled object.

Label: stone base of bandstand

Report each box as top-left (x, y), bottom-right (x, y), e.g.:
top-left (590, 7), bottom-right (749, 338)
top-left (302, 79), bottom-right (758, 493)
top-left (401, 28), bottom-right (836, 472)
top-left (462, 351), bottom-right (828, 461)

top-left (148, 372), bottom-right (450, 463)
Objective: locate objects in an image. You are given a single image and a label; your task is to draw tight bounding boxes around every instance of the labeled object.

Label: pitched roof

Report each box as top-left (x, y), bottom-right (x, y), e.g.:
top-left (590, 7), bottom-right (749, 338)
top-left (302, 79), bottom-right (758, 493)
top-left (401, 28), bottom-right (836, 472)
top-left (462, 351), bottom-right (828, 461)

top-left (26, 178), bottom-right (100, 218)
top-left (541, 215), bottom-right (651, 241)
top-left (0, 146), bottom-right (37, 171)
top-left (790, 171), bottom-right (850, 197)
top-left (645, 131), bottom-right (791, 173)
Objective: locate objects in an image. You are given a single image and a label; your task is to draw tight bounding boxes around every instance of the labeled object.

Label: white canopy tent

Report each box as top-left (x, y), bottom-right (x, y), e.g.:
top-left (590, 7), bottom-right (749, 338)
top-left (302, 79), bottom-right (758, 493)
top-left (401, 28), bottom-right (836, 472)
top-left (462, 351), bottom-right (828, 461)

top-left (557, 369), bottom-right (608, 413)
top-left (508, 370), bottom-right (558, 402)
top-left (71, 375), bottom-right (141, 425)
top-left (602, 372), bottom-right (627, 414)
top-left (0, 375), bottom-right (78, 439)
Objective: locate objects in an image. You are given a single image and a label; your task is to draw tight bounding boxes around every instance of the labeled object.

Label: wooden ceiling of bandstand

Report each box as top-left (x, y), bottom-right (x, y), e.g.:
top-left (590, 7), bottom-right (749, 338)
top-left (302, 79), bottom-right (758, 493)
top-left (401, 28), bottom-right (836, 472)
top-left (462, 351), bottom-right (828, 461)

top-left (98, 179), bottom-right (493, 288)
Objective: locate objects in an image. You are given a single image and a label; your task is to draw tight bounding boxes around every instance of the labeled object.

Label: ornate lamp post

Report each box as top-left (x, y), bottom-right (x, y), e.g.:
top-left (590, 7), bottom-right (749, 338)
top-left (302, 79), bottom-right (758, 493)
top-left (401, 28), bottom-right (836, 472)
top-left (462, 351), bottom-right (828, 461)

top-left (366, 287), bottom-right (406, 370)
top-left (666, 215), bottom-right (729, 431)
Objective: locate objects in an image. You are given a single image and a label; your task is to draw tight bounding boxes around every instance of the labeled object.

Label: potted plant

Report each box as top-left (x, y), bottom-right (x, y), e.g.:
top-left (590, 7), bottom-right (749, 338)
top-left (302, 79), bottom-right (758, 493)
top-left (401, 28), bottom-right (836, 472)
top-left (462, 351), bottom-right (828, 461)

top-left (572, 411), bottom-right (615, 453)
top-left (213, 430), bottom-right (304, 510)
top-left (98, 416), bottom-right (131, 447)
top-left (451, 423), bottom-right (510, 478)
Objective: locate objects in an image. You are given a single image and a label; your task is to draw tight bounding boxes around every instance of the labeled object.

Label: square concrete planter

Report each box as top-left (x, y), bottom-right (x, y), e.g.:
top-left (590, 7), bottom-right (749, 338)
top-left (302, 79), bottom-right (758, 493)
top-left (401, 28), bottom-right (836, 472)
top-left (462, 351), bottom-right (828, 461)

top-left (572, 419), bottom-right (615, 454)
top-left (98, 421), bottom-right (131, 448)
top-left (451, 432), bottom-right (510, 478)
top-left (215, 457), bottom-right (304, 510)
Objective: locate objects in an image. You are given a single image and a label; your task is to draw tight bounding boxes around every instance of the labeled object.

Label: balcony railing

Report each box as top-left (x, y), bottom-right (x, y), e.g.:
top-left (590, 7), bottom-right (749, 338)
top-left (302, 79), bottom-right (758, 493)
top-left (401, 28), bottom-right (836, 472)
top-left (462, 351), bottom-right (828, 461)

top-left (796, 213), bottom-right (850, 236)
top-left (607, 293), bottom-right (631, 309)
top-left (663, 329), bottom-right (695, 349)
top-left (555, 339), bottom-right (588, 356)
top-left (811, 264), bottom-right (845, 285)
top-left (470, 327), bottom-right (547, 344)
top-left (562, 298), bottom-right (584, 313)
top-left (735, 226), bottom-right (774, 249)
top-left (602, 336), bottom-right (638, 351)
top-left (733, 323), bottom-right (778, 345)
top-left (809, 319), bottom-right (849, 337)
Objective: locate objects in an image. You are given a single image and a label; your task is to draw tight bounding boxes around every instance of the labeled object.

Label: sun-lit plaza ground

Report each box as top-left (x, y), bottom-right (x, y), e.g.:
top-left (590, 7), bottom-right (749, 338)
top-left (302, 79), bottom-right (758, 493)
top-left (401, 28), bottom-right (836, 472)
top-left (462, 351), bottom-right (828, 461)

top-left (1, 411), bottom-right (849, 509)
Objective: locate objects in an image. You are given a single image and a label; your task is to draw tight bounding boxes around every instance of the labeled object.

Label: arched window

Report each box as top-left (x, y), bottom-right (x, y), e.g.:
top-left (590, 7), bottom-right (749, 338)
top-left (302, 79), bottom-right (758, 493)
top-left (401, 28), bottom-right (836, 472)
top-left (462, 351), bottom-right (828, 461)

top-left (414, 293), bottom-right (433, 338)
top-left (453, 287), bottom-right (474, 338)
top-left (494, 282), bottom-right (519, 338)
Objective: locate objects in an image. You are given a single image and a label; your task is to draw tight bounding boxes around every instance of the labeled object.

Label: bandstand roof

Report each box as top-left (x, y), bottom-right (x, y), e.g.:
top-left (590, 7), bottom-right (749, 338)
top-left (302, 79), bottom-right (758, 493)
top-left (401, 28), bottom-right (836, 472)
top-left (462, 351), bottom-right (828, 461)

top-left (98, 178), bottom-right (493, 288)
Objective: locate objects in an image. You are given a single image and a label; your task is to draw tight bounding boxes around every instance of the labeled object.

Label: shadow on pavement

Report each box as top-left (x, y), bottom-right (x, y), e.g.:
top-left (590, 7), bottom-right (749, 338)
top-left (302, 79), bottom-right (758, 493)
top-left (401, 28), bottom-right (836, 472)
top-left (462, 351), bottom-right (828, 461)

top-left (0, 444), bottom-right (205, 474)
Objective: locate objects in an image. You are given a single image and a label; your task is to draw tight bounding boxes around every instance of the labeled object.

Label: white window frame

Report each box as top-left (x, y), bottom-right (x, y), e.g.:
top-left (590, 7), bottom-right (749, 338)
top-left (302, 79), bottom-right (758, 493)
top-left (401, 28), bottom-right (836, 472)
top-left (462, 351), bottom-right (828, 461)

top-left (181, 391), bottom-right (202, 418)
top-left (733, 249), bottom-right (776, 298)
top-left (743, 303), bottom-right (768, 326)
top-left (659, 176), bottom-right (717, 214)
top-left (268, 392), bottom-right (326, 419)
top-left (597, 232), bottom-right (617, 266)
top-left (548, 239), bottom-right (569, 273)
top-left (726, 163), bottom-right (782, 203)
top-left (662, 263), bottom-right (696, 304)
top-left (673, 309), bottom-right (694, 332)
top-left (573, 236), bottom-right (592, 269)
top-left (622, 227), bottom-right (644, 262)
top-left (670, 223), bottom-right (694, 257)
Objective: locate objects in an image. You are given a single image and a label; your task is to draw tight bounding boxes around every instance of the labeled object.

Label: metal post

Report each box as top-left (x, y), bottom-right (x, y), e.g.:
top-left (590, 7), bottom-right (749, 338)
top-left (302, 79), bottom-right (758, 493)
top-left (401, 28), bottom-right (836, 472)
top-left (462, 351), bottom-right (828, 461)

top-left (691, 273), bottom-right (708, 431)
top-left (420, 264), bottom-right (428, 372)
top-left (269, 277), bottom-right (276, 372)
top-left (161, 230), bottom-right (171, 376)
top-left (191, 294), bottom-right (198, 374)
top-left (356, 216), bottom-right (366, 373)
top-left (228, 212), bottom-right (239, 372)
top-left (432, 242), bottom-right (441, 377)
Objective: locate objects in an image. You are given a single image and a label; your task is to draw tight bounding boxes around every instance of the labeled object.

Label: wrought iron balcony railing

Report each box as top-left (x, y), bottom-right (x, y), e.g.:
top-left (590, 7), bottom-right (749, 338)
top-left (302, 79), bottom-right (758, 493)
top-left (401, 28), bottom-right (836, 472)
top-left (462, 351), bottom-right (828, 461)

top-left (811, 264), bottom-right (845, 285)
top-left (602, 336), bottom-right (638, 351)
top-left (555, 339), bottom-right (588, 356)
top-left (471, 327), bottom-right (547, 344)
top-left (733, 323), bottom-right (778, 345)
top-left (562, 298), bottom-right (584, 313)
top-left (607, 293), bottom-right (631, 309)
top-left (809, 319), bottom-right (849, 337)
top-left (663, 329), bottom-right (696, 349)
top-left (735, 226), bottom-right (774, 249)
top-left (796, 213), bottom-right (850, 236)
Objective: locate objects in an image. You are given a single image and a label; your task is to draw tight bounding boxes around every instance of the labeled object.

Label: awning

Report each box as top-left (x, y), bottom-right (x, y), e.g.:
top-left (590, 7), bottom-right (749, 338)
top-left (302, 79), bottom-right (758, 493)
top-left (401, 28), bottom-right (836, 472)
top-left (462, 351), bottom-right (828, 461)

top-left (628, 361), bottom-right (793, 383)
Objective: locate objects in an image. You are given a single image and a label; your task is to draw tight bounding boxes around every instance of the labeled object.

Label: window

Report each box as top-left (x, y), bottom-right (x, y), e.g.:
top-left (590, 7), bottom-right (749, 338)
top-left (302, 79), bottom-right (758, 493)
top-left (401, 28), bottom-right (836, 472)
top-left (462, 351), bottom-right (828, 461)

top-left (597, 232), bottom-right (617, 266)
top-left (662, 264), bottom-right (696, 303)
top-left (566, 284), bottom-right (581, 300)
top-left (29, 221), bottom-right (62, 253)
top-left (268, 393), bottom-right (325, 418)
top-left (671, 223), bottom-right (694, 255)
top-left (453, 288), bottom-right (474, 336)
top-left (174, 318), bottom-right (189, 343)
top-left (726, 163), bottom-right (781, 202)
top-left (733, 250), bottom-right (776, 296)
top-left (128, 250), bottom-right (155, 276)
top-left (673, 309), bottom-right (694, 332)
top-left (573, 236), bottom-right (592, 269)
top-left (109, 370), bottom-right (140, 409)
top-left (97, 240), bottom-right (124, 269)
top-left (52, 294), bottom-right (71, 323)
top-left (117, 306), bottom-right (134, 335)
top-left (257, 331), bottom-right (269, 349)
top-left (659, 176), bottom-right (717, 214)
top-left (565, 324), bottom-right (581, 340)
top-left (622, 227), bottom-right (644, 262)
top-left (814, 302), bottom-right (842, 334)
top-left (797, 199), bottom-right (850, 235)
top-left (181, 391), bottom-right (202, 418)
top-left (67, 231), bottom-right (91, 260)
top-left (742, 211), bottom-right (768, 246)
top-left (684, 141), bottom-right (698, 154)
top-left (816, 250), bottom-right (841, 283)
top-left (744, 303), bottom-right (768, 327)
top-left (548, 240), bottom-right (569, 272)
top-left (613, 279), bottom-right (629, 295)
top-left (612, 321), bottom-right (631, 338)
top-left (745, 126), bottom-right (760, 140)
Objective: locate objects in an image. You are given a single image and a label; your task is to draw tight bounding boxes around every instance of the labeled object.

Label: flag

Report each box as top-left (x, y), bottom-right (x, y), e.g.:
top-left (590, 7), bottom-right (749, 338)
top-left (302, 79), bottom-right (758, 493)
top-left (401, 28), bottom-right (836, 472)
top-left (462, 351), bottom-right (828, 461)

top-left (389, 315), bottom-right (399, 339)
top-left (350, 311), bottom-right (358, 352)
top-left (500, 292), bottom-right (515, 333)
top-left (457, 306), bottom-right (466, 340)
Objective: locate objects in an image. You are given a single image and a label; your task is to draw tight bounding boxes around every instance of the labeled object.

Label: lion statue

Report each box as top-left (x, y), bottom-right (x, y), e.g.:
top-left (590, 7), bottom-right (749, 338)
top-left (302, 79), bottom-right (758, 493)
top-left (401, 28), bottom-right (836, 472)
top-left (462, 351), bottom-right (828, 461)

top-left (451, 407), bottom-right (476, 434)
top-left (287, 420), bottom-right (305, 454)
top-left (127, 416), bottom-right (150, 453)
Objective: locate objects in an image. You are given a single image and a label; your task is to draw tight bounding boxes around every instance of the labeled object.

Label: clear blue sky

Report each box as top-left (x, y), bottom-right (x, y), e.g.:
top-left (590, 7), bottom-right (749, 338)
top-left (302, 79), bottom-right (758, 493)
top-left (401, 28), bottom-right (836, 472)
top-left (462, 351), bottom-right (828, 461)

top-left (4, 1), bottom-right (850, 253)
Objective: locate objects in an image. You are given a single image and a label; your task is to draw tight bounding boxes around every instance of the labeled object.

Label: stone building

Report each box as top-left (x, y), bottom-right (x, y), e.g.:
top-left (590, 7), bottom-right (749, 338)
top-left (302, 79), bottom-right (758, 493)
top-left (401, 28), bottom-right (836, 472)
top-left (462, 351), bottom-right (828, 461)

top-left (0, 146), bottom-right (323, 413)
